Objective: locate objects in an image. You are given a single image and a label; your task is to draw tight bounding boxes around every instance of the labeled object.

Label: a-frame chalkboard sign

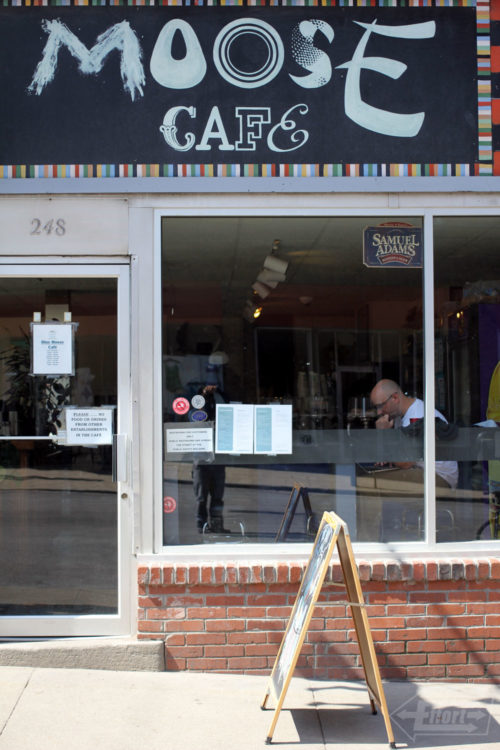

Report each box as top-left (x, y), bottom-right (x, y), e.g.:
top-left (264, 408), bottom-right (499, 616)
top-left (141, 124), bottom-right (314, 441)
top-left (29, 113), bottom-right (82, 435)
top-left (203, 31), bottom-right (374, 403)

top-left (261, 511), bottom-right (395, 747)
top-left (274, 484), bottom-right (318, 542)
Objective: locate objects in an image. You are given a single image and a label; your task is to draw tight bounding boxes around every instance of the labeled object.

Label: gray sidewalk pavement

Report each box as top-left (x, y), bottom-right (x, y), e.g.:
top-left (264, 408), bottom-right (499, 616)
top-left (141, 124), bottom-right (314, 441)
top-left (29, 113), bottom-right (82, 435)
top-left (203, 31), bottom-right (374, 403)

top-left (0, 667), bottom-right (499, 750)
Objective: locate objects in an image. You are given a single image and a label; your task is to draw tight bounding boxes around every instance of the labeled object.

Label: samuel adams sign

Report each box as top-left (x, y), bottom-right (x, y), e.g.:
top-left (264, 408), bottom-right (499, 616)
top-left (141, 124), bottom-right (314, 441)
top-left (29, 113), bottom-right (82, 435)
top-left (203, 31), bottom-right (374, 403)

top-left (0, 1), bottom-right (485, 179)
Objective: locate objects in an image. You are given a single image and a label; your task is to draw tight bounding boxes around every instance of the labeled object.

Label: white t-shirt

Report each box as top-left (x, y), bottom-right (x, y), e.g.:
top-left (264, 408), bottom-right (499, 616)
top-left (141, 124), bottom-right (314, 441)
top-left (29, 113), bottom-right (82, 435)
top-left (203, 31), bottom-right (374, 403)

top-left (402, 398), bottom-right (458, 489)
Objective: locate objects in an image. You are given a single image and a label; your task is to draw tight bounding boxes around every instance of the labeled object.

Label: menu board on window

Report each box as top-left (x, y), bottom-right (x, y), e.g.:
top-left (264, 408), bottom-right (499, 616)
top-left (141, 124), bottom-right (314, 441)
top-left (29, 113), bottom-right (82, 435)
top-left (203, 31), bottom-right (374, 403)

top-left (215, 404), bottom-right (254, 454)
top-left (254, 404), bottom-right (293, 455)
top-left (31, 322), bottom-right (75, 376)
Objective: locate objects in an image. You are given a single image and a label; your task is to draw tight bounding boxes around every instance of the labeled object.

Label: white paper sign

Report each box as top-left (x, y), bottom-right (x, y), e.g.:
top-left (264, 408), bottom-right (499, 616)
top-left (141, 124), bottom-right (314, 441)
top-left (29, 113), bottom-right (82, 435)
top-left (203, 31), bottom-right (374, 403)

top-left (215, 404), bottom-right (254, 454)
top-left (166, 427), bottom-right (213, 453)
top-left (65, 408), bottom-right (113, 445)
top-left (32, 323), bottom-right (74, 375)
top-left (254, 404), bottom-right (293, 454)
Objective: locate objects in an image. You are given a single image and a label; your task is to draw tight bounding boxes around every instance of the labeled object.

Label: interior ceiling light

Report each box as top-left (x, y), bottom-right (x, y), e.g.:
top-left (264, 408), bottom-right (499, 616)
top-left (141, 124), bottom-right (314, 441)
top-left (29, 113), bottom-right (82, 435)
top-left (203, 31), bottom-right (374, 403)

top-left (257, 269), bottom-right (284, 286)
top-left (264, 239), bottom-right (289, 275)
top-left (252, 281), bottom-right (271, 298)
top-left (253, 306), bottom-right (263, 319)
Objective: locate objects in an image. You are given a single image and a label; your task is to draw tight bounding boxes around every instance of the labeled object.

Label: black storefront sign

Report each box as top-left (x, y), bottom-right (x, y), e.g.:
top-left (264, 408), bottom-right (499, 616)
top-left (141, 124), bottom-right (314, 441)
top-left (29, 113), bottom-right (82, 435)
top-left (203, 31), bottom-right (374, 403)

top-left (0, 5), bottom-right (479, 173)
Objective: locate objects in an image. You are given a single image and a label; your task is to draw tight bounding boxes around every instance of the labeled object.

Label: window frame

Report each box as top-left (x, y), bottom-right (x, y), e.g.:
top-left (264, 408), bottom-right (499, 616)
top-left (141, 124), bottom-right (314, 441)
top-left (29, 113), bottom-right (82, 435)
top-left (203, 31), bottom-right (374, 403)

top-left (152, 203), bottom-right (500, 558)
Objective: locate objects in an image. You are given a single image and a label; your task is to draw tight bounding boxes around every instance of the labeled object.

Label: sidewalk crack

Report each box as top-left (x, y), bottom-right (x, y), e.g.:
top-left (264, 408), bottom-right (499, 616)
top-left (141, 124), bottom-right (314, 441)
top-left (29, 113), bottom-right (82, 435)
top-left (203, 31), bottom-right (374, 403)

top-left (0, 668), bottom-right (35, 737)
top-left (309, 681), bottom-right (327, 749)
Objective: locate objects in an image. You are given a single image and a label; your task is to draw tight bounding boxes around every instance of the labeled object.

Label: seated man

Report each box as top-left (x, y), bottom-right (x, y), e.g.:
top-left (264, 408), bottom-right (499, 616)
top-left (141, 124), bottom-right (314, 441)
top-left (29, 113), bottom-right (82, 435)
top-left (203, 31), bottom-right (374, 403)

top-left (361, 379), bottom-right (458, 540)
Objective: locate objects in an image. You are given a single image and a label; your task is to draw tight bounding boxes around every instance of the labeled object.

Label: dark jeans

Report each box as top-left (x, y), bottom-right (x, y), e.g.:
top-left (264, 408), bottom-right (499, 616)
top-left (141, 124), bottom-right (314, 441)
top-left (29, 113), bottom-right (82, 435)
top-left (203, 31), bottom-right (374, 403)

top-left (192, 463), bottom-right (226, 527)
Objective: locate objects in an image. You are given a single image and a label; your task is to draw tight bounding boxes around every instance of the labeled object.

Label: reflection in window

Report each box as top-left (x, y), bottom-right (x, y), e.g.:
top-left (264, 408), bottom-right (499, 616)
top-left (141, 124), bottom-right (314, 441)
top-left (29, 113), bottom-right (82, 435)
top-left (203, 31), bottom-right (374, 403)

top-left (434, 217), bottom-right (500, 541)
top-left (162, 217), bottom-right (430, 545)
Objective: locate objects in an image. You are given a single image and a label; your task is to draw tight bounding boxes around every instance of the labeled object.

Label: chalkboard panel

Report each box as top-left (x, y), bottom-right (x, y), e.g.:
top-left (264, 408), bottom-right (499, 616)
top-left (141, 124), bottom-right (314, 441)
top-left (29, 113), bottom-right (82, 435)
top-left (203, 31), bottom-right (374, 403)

top-left (0, 4), bottom-right (479, 174)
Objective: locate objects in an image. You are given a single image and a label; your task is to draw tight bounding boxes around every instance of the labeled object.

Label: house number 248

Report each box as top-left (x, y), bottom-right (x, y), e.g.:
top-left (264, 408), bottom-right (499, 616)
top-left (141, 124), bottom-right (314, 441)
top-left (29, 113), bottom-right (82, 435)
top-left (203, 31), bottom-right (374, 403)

top-left (30, 218), bottom-right (66, 236)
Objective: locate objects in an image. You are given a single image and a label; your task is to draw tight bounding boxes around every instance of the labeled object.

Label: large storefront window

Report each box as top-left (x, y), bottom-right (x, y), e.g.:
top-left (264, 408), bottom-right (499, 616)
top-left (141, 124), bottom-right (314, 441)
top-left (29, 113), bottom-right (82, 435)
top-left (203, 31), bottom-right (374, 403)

top-left (162, 216), bottom-right (433, 545)
top-left (434, 217), bottom-right (500, 542)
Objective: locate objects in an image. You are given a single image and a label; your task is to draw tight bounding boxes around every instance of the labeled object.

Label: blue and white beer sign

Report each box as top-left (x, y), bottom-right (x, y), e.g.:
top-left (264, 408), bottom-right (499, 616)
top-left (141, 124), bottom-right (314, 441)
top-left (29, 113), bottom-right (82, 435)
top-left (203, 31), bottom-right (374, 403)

top-left (363, 225), bottom-right (423, 268)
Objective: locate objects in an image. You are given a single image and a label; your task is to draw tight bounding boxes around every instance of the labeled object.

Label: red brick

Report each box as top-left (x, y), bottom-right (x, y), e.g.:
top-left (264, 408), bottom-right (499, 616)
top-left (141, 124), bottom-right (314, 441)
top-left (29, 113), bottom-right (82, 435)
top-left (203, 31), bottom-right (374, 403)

top-left (237, 566), bottom-right (251, 585)
top-left (268, 607), bottom-right (293, 618)
top-left (214, 564), bottom-right (225, 584)
top-left (205, 593), bottom-right (243, 605)
top-left (289, 563), bottom-right (304, 583)
top-left (468, 626), bottom-right (500, 638)
top-left (485, 615), bottom-right (500, 626)
top-left (149, 567), bottom-right (161, 585)
top-left (186, 633), bottom-right (226, 645)
top-left (387, 654), bottom-right (427, 666)
top-left (166, 656), bottom-right (186, 670)
top-left (307, 630), bottom-right (347, 643)
top-left (388, 628), bottom-right (427, 641)
top-left (387, 604), bottom-right (425, 615)
top-left (406, 616), bottom-right (444, 628)
top-left (245, 644), bottom-right (280, 657)
top-left (409, 592), bottom-right (446, 603)
top-left (137, 566), bottom-right (150, 585)
top-left (247, 594), bottom-right (287, 606)
top-left (447, 615), bottom-right (484, 627)
top-left (427, 627), bottom-right (467, 640)
top-left (186, 658), bottom-right (227, 670)
top-left (447, 665), bottom-right (486, 677)
top-left (406, 666), bottom-right (445, 678)
top-left (200, 565), bottom-right (213, 584)
top-left (206, 619), bottom-right (246, 632)
top-left (428, 653), bottom-right (467, 665)
top-left (228, 657), bottom-right (268, 669)
top-left (162, 565), bottom-right (174, 584)
top-left (485, 639), bottom-right (500, 651)
top-left (447, 639), bottom-right (484, 652)
top-left (137, 620), bottom-right (163, 632)
top-left (247, 619), bottom-right (284, 631)
top-left (205, 645), bottom-right (244, 657)
top-left (165, 619), bottom-right (204, 632)
top-left (374, 641), bottom-right (405, 654)
top-left (408, 641), bottom-right (445, 653)
top-left (165, 634), bottom-right (185, 646)
top-left (227, 632), bottom-right (267, 644)
top-left (138, 596), bottom-right (163, 608)
top-left (468, 603), bottom-right (500, 614)
top-left (428, 604), bottom-right (465, 616)
top-left (148, 607), bottom-right (185, 620)
top-left (448, 591), bottom-right (487, 602)
top-left (187, 607), bottom-right (226, 619)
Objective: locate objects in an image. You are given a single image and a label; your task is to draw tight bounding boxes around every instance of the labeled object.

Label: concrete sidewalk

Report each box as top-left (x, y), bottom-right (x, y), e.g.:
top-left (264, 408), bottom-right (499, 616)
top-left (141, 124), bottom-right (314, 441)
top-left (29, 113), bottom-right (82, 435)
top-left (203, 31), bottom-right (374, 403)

top-left (0, 667), bottom-right (499, 750)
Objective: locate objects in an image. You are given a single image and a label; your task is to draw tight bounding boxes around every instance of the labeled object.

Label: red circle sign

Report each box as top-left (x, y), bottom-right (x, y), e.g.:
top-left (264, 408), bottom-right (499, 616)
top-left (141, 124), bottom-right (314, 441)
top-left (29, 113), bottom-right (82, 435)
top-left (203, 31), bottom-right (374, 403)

top-left (163, 496), bottom-right (177, 513)
top-left (172, 397), bottom-right (190, 415)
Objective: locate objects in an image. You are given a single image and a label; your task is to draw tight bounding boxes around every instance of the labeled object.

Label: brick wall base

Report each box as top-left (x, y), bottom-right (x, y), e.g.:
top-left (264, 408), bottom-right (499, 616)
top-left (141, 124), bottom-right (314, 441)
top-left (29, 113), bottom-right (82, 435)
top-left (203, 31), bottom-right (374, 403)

top-left (138, 558), bottom-right (500, 682)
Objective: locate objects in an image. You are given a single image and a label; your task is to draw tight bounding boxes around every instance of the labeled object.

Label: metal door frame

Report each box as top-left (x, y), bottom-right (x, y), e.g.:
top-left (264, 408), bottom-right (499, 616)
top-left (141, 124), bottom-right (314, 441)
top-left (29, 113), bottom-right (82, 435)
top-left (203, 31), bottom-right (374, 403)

top-left (0, 261), bottom-right (132, 637)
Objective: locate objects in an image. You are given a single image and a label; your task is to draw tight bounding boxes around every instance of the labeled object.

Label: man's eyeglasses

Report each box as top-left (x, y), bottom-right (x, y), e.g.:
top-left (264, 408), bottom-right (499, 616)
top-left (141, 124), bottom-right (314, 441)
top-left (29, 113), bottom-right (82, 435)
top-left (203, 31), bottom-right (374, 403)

top-left (372, 392), bottom-right (396, 410)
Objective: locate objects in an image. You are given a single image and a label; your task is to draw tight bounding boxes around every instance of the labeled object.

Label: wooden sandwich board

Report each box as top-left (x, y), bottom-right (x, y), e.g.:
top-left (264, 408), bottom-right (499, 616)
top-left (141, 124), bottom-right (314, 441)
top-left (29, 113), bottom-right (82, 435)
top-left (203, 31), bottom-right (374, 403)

top-left (261, 511), bottom-right (395, 747)
top-left (274, 483), bottom-right (318, 542)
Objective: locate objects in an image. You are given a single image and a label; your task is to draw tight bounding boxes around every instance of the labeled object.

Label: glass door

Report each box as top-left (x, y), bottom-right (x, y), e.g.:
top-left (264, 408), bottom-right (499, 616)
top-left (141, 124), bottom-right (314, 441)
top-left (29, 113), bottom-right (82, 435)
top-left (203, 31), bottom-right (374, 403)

top-left (0, 264), bottom-right (131, 636)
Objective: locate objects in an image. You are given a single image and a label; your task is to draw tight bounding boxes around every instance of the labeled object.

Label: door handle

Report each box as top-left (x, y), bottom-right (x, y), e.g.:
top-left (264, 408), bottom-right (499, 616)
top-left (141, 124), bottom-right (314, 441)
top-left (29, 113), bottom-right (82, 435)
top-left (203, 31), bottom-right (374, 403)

top-left (112, 434), bottom-right (128, 483)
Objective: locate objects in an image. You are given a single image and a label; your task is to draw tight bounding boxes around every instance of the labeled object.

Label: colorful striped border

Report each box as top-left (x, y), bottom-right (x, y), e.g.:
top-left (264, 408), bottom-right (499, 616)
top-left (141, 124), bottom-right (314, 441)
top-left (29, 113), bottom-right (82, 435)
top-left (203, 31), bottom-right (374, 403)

top-left (0, 0), bottom-right (483, 6)
top-left (1, 0), bottom-right (492, 178)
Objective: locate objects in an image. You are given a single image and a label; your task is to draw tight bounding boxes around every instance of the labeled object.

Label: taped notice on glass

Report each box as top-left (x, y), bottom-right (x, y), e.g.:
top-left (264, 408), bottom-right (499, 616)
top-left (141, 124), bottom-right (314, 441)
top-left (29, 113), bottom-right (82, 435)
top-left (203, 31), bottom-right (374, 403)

top-left (166, 427), bottom-right (213, 454)
top-left (215, 404), bottom-right (254, 454)
top-left (32, 322), bottom-right (74, 375)
top-left (65, 408), bottom-right (114, 445)
top-left (254, 404), bottom-right (293, 454)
